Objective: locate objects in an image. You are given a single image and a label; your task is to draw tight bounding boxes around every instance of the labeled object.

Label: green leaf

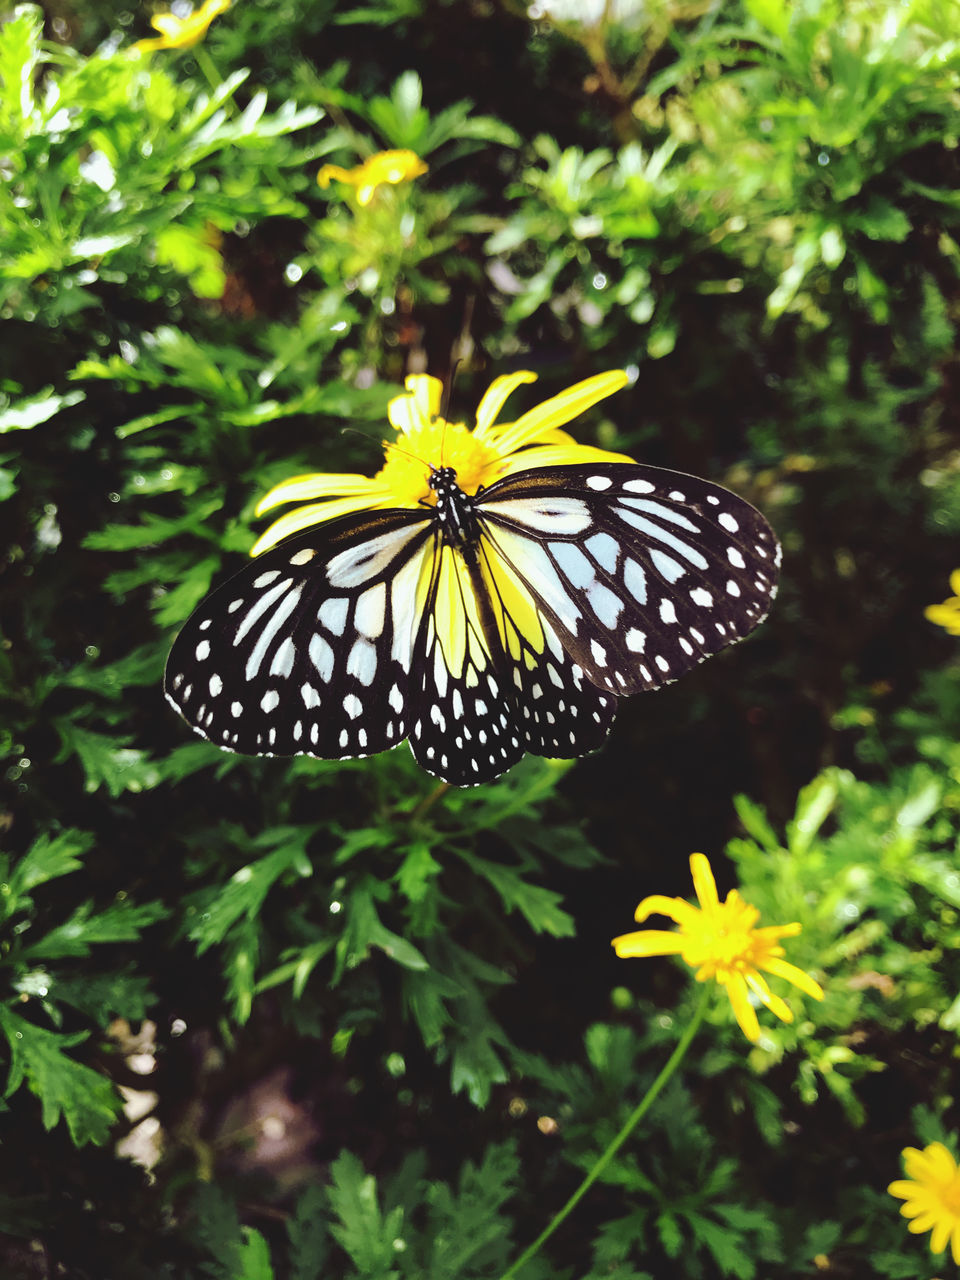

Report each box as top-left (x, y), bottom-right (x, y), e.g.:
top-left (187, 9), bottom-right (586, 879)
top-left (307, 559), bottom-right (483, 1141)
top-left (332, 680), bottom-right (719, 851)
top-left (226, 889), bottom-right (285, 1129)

top-left (786, 772), bottom-right (840, 855)
top-left (188, 831), bottom-right (315, 953)
top-left (287, 1185), bottom-right (331, 1279)
top-left (223, 916), bottom-right (260, 1023)
top-left (0, 1006), bottom-right (119, 1146)
top-left (154, 223), bottom-right (226, 299)
top-left (53, 720), bottom-right (163, 796)
top-left (424, 1141), bottom-right (519, 1278)
top-left (732, 795), bottom-right (783, 854)
top-left (26, 898), bottom-right (167, 961)
top-left (236, 1226), bottom-right (275, 1280)
top-left (0, 387), bottom-right (85, 433)
top-left (56, 644), bottom-right (163, 700)
top-left (326, 1150), bottom-right (403, 1278)
top-left (857, 195), bottom-right (911, 242)
top-left (81, 499), bottom-right (221, 552)
top-left (458, 851), bottom-right (575, 936)
top-left (395, 841), bottom-right (441, 903)
top-left (689, 1209), bottom-right (757, 1278)
top-left (5, 828), bottom-right (92, 911)
top-left (0, 4), bottom-right (43, 134)
top-left (743, 0), bottom-right (790, 38)
top-left (52, 968), bottom-right (154, 1023)
top-left (333, 882), bottom-right (429, 982)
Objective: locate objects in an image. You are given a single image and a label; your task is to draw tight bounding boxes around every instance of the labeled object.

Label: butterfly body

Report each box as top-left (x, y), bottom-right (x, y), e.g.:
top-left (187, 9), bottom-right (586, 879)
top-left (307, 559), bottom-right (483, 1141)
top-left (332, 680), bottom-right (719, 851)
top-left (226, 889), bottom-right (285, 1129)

top-left (165, 460), bottom-right (780, 786)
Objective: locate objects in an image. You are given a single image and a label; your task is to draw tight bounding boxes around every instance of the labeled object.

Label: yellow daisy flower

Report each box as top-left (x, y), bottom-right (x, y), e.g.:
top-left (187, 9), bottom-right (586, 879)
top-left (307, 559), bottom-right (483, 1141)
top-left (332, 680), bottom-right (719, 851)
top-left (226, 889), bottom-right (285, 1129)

top-left (133, 0), bottom-right (231, 52)
top-left (251, 369), bottom-right (633, 556)
top-left (924, 569), bottom-right (960, 636)
top-left (612, 853), bottom-right (824, 1042)
top-left (317, 150), bottom-right (429, 206)
top-left (889, 1141), bottom-right (960, 1263)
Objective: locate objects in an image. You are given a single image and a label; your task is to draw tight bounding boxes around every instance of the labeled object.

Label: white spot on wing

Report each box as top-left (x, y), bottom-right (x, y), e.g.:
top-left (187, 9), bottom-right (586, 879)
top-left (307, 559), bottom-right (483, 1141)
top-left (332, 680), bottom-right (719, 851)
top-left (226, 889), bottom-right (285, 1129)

top-left (483, 496), bottom-right (592, 535)
top-left (309, 633), bottom-right (334, 682)
top-left (585, 531), bottom-right (619, 573)
top-left (244, 584), bottom-right (305, 681)
top-left (347, 637), bottom-right (377, 686)
top-left (269, 636), bottom-right (296, 679)
top-left (548, 541), bottom-right (594, 589)
top-left (318, 596), bottom-right (349, 637)
top-left (355, 582), bottom-right (387, 640)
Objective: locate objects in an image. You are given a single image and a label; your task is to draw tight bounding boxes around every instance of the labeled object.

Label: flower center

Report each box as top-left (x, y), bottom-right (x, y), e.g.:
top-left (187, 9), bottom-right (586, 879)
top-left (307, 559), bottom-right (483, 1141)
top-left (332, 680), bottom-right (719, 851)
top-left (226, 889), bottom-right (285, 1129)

top-left (375, 418), bottom-right (502, 506)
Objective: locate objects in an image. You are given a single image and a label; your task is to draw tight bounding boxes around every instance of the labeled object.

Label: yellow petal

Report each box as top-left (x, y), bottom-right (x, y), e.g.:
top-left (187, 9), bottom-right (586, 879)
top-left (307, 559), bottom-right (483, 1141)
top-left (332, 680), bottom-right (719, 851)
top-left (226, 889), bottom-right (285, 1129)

top-left (255, 473), bottom-right (384, 516)
top-left (406, 374), bottom-right (443, 421)
top-left (722, 972), bottom-right (760, 1042)
top-left (492, 370), bottom-right (629, 455)
top-left (759, 955), bottom-right (824, 1001)
top-left (388, 375), bottom-right (443, 434)
top-left (897, 1199), bottom-right (933, 1220)
top-left (611, 929), bottom-right (686, 958)
top-left (908, 1212), bottom-right (939, 1233)
top-left (930, 1219), bottom-right (951, 1254)
top-left (494, 442), bottom-right (636, 475)
top-left (753, 922), bottom-right (803, 942)
top-left (950, 1219), bottom-right (960, 1264)
top-left (317, 164), bottom-right (352, 188)
top-left (250, 495), bottom-right (395, 556)
top-left (888, 1179), bottom-right (920, 1199)
top-left (689, 853), bottom-right (720, 911)
top-left (745, 972), bottom-right (793, 1024)
top-left (632, 893), bottom-right (700, 926)
top-left (151, 14), bottom-right (181, 36)
top-left (949, 568), bottom-right (960, 596)
top-left (906, 1143), bottom-right (955, 1180)
top-left (473, 371), bottom-right (538, 437)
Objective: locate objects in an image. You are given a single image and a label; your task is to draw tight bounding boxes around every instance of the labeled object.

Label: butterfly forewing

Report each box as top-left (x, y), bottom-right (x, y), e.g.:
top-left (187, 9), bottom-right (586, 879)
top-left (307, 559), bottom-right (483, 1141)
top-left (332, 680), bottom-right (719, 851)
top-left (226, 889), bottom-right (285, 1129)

top-left (164, 509), bottom-right (432, 759)
top-left (476, 462), bottom-right (780, 697)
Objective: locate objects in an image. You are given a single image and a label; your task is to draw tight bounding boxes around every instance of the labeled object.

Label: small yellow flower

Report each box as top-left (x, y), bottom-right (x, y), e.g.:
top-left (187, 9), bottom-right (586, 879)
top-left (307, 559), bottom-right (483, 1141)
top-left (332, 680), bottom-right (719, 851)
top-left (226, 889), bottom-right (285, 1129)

top-left (133, 0), bottom-right (231, 53)
top-left (317, 150), bottom-right (428, 206)
top-left (925, 569), bottom-right (960, 636)
top-left (889, 1141), bottom-right (960, 1263)
top-left (251, 369), bottom-right (633, 555)
top-left (612, 853), bottom-right (824, 1042)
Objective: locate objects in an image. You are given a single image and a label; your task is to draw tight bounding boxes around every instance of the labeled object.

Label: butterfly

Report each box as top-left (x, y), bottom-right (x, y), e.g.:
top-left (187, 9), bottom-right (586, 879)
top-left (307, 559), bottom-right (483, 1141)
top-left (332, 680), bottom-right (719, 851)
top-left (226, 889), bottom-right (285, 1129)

top-left (164, 371), bottom-right (780, 786)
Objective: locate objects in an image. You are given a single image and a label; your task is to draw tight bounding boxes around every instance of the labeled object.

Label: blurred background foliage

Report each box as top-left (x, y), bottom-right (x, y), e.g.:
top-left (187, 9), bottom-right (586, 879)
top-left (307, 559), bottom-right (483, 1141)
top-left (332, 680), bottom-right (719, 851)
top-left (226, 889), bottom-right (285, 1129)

top-left (2, 0), bottom-right (960, 1274)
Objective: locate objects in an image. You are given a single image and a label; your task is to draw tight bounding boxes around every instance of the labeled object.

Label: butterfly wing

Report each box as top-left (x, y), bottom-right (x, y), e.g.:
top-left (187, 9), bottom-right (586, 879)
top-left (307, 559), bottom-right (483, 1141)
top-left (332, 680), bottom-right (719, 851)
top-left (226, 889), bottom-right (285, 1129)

top-left (475, 461), bottom-right (780, 696)
top-left (164, 508), bottom-right (432, 759)
top-left (403, 539), bottom-right (617, 785)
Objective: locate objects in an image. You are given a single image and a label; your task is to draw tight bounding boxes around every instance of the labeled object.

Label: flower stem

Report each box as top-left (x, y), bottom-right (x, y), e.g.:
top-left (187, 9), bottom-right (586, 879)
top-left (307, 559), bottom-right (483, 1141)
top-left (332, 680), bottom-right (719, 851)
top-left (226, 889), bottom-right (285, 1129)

top-left (499, 985), bottom-right (711, 1280)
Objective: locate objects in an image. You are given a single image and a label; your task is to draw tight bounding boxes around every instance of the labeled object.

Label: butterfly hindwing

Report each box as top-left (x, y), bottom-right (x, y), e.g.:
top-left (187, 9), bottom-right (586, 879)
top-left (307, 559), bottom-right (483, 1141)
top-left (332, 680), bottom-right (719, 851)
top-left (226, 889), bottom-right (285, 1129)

top-left (404, 537), bottom-right (617, 785)
top-left (476, 462), bottom-right (780, 696)
top-left (164, 509), bottom-right (431, 760)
